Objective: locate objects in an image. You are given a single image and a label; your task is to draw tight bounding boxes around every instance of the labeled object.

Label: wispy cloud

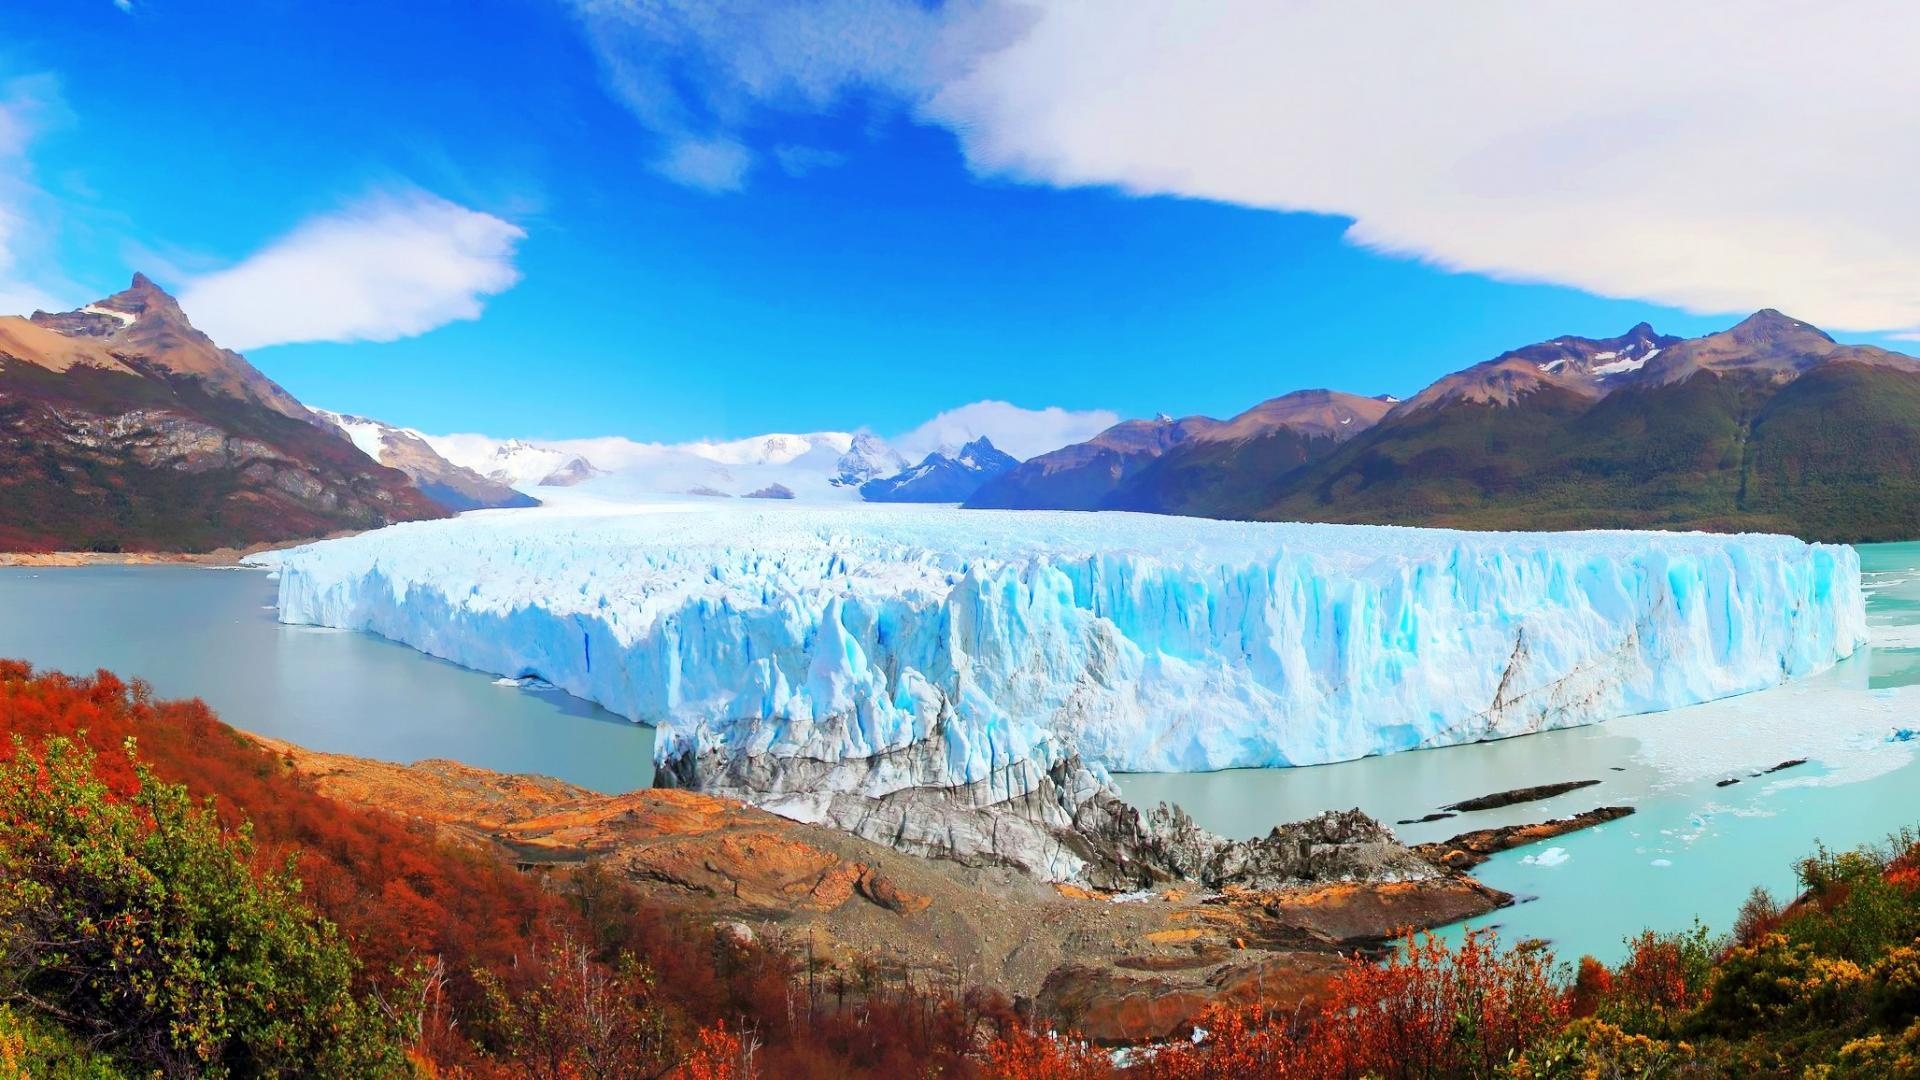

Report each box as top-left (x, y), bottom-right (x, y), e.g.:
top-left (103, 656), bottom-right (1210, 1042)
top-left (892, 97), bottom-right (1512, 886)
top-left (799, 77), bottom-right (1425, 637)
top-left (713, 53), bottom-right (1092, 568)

top-left (892, 400), bottom-right (1117, 461)
top-left (0, 76), bottom-right (68, 317)
top-left (177, 190), bottom-right (525, 350)
top-left (654, 135), bottom-right (752, 192)
top-left (561, 0), bottom-right (1001, 192)
top-left (773, 145), bottom-right (845, 178)
top-left (568, 0), bottom-right (1920, 335)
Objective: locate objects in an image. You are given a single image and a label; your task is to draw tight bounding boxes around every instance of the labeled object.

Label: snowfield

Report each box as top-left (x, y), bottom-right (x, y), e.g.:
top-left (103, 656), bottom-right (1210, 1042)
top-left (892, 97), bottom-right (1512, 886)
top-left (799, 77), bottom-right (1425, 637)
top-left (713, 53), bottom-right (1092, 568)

top-left (258, 500), bottom-right (1867, 802)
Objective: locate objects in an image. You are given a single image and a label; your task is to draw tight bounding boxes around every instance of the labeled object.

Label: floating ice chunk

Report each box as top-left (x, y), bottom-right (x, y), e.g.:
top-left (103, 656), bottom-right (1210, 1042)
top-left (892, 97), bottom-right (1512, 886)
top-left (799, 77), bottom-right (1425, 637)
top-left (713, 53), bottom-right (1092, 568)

top-left (1522, 847), bottom-right (1570, 867)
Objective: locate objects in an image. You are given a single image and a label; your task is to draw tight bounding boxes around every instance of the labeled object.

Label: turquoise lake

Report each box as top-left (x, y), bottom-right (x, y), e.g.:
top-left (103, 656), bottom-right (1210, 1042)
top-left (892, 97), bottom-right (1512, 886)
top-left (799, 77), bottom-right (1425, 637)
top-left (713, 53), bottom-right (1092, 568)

top-left (3, 543), bottom-right (1917, 964)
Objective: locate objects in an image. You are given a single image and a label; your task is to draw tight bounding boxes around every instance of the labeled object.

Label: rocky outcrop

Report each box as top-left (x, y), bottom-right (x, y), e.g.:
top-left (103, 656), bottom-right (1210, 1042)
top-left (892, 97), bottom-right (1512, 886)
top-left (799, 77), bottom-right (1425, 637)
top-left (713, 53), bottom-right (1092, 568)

top-left (1414, 806), bottom-right (1636, 870)
top-left (662, 734), bottom-right (1441, 893)
top-left (1440, 779), bottom-right (1600, 813)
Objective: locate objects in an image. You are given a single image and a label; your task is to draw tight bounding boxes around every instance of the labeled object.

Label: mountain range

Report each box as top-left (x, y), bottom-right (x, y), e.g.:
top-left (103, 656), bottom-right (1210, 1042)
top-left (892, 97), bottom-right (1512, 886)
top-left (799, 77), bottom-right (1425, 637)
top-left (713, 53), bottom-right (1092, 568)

top-left (0, 276), bottom-right (447, 552)
top-left (860, 437), bottom-right (1018, 502)
top-left (6, 280), bottom-right (1917, 551)
top-left (972, 311), bottom-right (1920, 543)
top-left (312, 411), bottom-right (538, 512)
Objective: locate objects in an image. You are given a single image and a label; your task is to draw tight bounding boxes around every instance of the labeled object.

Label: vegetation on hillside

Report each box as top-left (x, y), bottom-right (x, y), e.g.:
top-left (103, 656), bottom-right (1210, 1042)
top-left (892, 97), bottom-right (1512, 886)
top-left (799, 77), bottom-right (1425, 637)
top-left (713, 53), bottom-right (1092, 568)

top-left (9, 659), bottom-right (1920, 1077)
top-left (0, 662), bottom-right (1004, 1077)
top-left (0, 362), bottom-right (442, 554)
top-left (1240, 367), bottom-right (1920, 542)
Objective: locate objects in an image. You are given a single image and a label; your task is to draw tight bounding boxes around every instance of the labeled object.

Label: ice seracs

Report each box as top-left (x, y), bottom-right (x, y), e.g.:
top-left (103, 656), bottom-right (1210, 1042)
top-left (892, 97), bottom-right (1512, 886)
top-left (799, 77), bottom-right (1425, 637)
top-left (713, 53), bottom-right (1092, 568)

top-left (260, 503), bottom-right (1865, 880)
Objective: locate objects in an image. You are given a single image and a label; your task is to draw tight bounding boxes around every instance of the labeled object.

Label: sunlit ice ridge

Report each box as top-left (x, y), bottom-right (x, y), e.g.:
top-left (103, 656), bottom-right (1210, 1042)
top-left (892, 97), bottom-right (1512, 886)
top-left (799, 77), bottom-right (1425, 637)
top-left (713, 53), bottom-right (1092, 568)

top-left (255, 500), bottom-right (1866, 803)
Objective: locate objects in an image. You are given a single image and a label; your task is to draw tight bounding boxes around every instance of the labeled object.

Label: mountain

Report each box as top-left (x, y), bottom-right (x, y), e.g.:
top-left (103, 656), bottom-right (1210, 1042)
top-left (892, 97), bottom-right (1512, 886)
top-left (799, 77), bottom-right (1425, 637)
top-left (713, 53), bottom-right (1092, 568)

top-left (1207, 312), bottom-right (1920, 542)
top-left (0, 276), bottom-right (444, 552)
top-left (966, 390), bottom-right (1389, 511)
top-left (860, 437), bottom-right (1018, 502)
top-left (427, 438), bottom-right (602, 490)
top-left (425, 430), bottom-right (928, 502)
top-left (832, 433), bottom-right (908, 487)
top-left (311, 410), bottom-right (537, 512)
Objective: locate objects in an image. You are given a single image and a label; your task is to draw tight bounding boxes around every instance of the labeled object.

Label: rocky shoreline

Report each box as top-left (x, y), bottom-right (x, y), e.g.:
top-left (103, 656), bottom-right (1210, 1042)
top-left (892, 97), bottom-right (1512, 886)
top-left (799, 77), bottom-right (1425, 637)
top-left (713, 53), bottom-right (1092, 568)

top-left (265, 734), bottom-right (1538, 1043)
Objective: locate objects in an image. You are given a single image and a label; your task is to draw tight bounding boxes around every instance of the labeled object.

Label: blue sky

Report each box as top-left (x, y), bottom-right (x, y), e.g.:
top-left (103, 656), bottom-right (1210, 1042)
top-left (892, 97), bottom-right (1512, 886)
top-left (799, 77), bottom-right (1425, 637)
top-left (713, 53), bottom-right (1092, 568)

top-left (2, 0), bottom-right (1916, 447)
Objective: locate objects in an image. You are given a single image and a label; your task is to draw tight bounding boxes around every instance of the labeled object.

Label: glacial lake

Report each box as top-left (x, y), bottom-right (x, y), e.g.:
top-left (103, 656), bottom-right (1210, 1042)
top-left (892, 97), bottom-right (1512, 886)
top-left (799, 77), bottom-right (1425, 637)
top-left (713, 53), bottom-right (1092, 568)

top-left (0, 566), bottom-right (656, 794)
top-left (3, 543), bottom-right (1918, 963)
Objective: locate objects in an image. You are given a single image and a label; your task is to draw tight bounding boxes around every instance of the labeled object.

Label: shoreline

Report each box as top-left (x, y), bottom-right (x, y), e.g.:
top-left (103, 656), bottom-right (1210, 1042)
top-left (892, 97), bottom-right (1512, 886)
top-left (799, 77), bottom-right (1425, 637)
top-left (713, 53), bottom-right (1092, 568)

top-left (0, 550), bottom-right (262, 568)
top-left (0, 529), bottom-right (374, 569)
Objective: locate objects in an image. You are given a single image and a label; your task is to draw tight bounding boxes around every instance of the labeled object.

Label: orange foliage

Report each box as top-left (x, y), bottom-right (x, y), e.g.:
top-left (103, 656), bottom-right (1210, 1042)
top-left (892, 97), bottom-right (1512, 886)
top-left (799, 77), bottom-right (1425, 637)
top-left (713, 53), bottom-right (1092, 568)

top-left (679, 1021), bottom-right (757, 1080)
top-left (0, 661), bottom-right (988, 1077)
top-left (988, 932), bottom-right (1569, 1080)
top-left (982, 1024), bottom-right (1114, 1079)
top-left (1612, 931), bottom-right (1702, 1014)
top-left (1569, 955), bottom-right (1615, 1018)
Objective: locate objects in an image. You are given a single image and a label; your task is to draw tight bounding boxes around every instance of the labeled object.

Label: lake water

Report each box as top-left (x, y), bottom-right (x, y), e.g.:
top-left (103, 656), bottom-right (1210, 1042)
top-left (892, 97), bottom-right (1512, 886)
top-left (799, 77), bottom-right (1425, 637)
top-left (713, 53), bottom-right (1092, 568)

top-left (4, 546), bottom-right (1917, 963)
top-left (0, 566), bottom-right (655, 793)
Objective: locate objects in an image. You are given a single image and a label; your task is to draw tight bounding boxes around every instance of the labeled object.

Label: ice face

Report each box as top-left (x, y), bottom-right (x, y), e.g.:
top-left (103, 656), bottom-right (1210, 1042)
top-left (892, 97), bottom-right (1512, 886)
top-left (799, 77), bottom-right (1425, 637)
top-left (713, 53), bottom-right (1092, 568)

top-left (260, 502), bottom-right (1866, 799)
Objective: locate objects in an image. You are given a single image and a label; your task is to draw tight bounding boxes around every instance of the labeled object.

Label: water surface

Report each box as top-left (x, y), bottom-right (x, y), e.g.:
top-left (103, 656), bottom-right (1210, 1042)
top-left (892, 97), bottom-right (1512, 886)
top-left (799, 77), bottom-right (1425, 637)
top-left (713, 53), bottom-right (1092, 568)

top-left (0, 566), bottom-right (654, 793)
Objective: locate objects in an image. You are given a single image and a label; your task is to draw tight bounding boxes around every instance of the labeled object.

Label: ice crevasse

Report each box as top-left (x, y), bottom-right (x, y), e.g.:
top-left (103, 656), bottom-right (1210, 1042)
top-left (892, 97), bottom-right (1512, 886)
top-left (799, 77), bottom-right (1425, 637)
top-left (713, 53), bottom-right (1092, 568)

top-left (261, 503), bottom-right (1867, 797)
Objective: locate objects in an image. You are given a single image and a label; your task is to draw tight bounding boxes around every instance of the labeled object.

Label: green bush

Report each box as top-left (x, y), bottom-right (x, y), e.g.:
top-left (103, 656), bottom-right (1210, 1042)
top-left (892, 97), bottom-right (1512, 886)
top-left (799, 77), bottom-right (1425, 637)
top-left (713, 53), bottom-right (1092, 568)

top-left (0, 736), bottom-right (412, 1078)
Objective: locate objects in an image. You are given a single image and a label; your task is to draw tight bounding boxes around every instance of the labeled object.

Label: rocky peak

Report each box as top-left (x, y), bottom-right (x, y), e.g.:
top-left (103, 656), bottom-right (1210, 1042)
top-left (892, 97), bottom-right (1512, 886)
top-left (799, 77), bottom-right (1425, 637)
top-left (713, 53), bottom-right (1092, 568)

top-left (1725, 308), bottom-right (1835, 347)
top-left (27, 272), bottom-right (312, 420)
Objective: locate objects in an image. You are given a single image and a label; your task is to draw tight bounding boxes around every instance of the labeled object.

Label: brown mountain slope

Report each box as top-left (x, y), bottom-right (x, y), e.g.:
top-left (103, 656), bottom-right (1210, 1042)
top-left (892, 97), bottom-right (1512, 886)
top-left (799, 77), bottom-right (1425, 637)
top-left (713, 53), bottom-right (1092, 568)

top-left (1247, 311), bottom-right (1920, 541)
top-left (966, 390), bottom-right (1388, 511)
top-left (29, 273), bottom-right (312, 419)
top-left (312, 409), bottom-right (537, 512)
top-left (0, 276), bottom-right (445, 552)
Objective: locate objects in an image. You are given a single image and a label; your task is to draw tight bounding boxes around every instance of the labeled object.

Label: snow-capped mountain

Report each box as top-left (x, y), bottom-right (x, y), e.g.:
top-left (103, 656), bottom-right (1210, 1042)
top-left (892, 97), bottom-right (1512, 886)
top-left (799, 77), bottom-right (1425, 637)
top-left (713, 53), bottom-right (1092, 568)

top-left (423, 429), bottom-right (914, 501)
top-left (831, 433), bottom-right (909, 487)
top-left (860, 436), bottom-right (1018, 502)
top-left (311, 409), bottom-right (537, 512)
top-left (424, 437), bottom-right (601, 490)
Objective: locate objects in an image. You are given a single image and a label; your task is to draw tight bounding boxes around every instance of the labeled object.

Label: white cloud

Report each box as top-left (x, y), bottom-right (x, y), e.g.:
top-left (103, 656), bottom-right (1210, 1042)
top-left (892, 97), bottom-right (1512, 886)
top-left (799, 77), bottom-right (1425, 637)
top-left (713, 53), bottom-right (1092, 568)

top-left (178, 190), bottom-right (524, 349)
top-left (113, 0), bottom-right (134, 13)
top-left (571, 0), bottom-right (1920, 334)
top-left (891, 400), bottom-right (1117, 461)
top-left (916, 0), bottom-right (1920, 333)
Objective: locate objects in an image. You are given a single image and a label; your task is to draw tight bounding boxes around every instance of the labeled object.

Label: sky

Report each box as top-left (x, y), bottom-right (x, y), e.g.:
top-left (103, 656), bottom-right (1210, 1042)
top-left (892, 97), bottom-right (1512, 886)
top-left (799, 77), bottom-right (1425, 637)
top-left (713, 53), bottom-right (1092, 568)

top-left (2, 0), bottom-right (1918, 451)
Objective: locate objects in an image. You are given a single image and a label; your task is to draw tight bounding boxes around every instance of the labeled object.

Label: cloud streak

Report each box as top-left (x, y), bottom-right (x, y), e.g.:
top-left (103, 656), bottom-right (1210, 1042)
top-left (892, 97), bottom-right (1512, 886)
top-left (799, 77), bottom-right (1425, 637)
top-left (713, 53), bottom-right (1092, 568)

top-left (178, 190), bottom-right (524, 350)
top-left (571, 0), bottom-right (1920, 334)
top-left (563, 0), bottom-right (999, 191)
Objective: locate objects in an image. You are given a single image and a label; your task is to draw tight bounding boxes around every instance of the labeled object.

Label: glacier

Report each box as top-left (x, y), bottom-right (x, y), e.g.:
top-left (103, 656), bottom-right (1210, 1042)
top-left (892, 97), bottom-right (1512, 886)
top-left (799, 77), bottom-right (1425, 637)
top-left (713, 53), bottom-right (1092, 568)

top-left (258, 500), bottom-right (1865, 880)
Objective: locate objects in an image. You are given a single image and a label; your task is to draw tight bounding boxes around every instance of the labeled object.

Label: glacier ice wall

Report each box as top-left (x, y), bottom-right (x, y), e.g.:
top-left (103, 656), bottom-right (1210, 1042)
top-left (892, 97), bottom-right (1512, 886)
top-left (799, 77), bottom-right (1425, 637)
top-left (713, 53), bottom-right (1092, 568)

top-left (262, 502), bottom-right (1867, 801)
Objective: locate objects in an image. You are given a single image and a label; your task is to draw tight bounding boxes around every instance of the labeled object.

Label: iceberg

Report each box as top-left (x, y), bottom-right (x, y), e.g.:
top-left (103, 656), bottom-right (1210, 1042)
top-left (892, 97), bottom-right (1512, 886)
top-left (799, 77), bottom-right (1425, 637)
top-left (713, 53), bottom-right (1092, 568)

top-left (260, 501), bottom-right (1864, 880)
